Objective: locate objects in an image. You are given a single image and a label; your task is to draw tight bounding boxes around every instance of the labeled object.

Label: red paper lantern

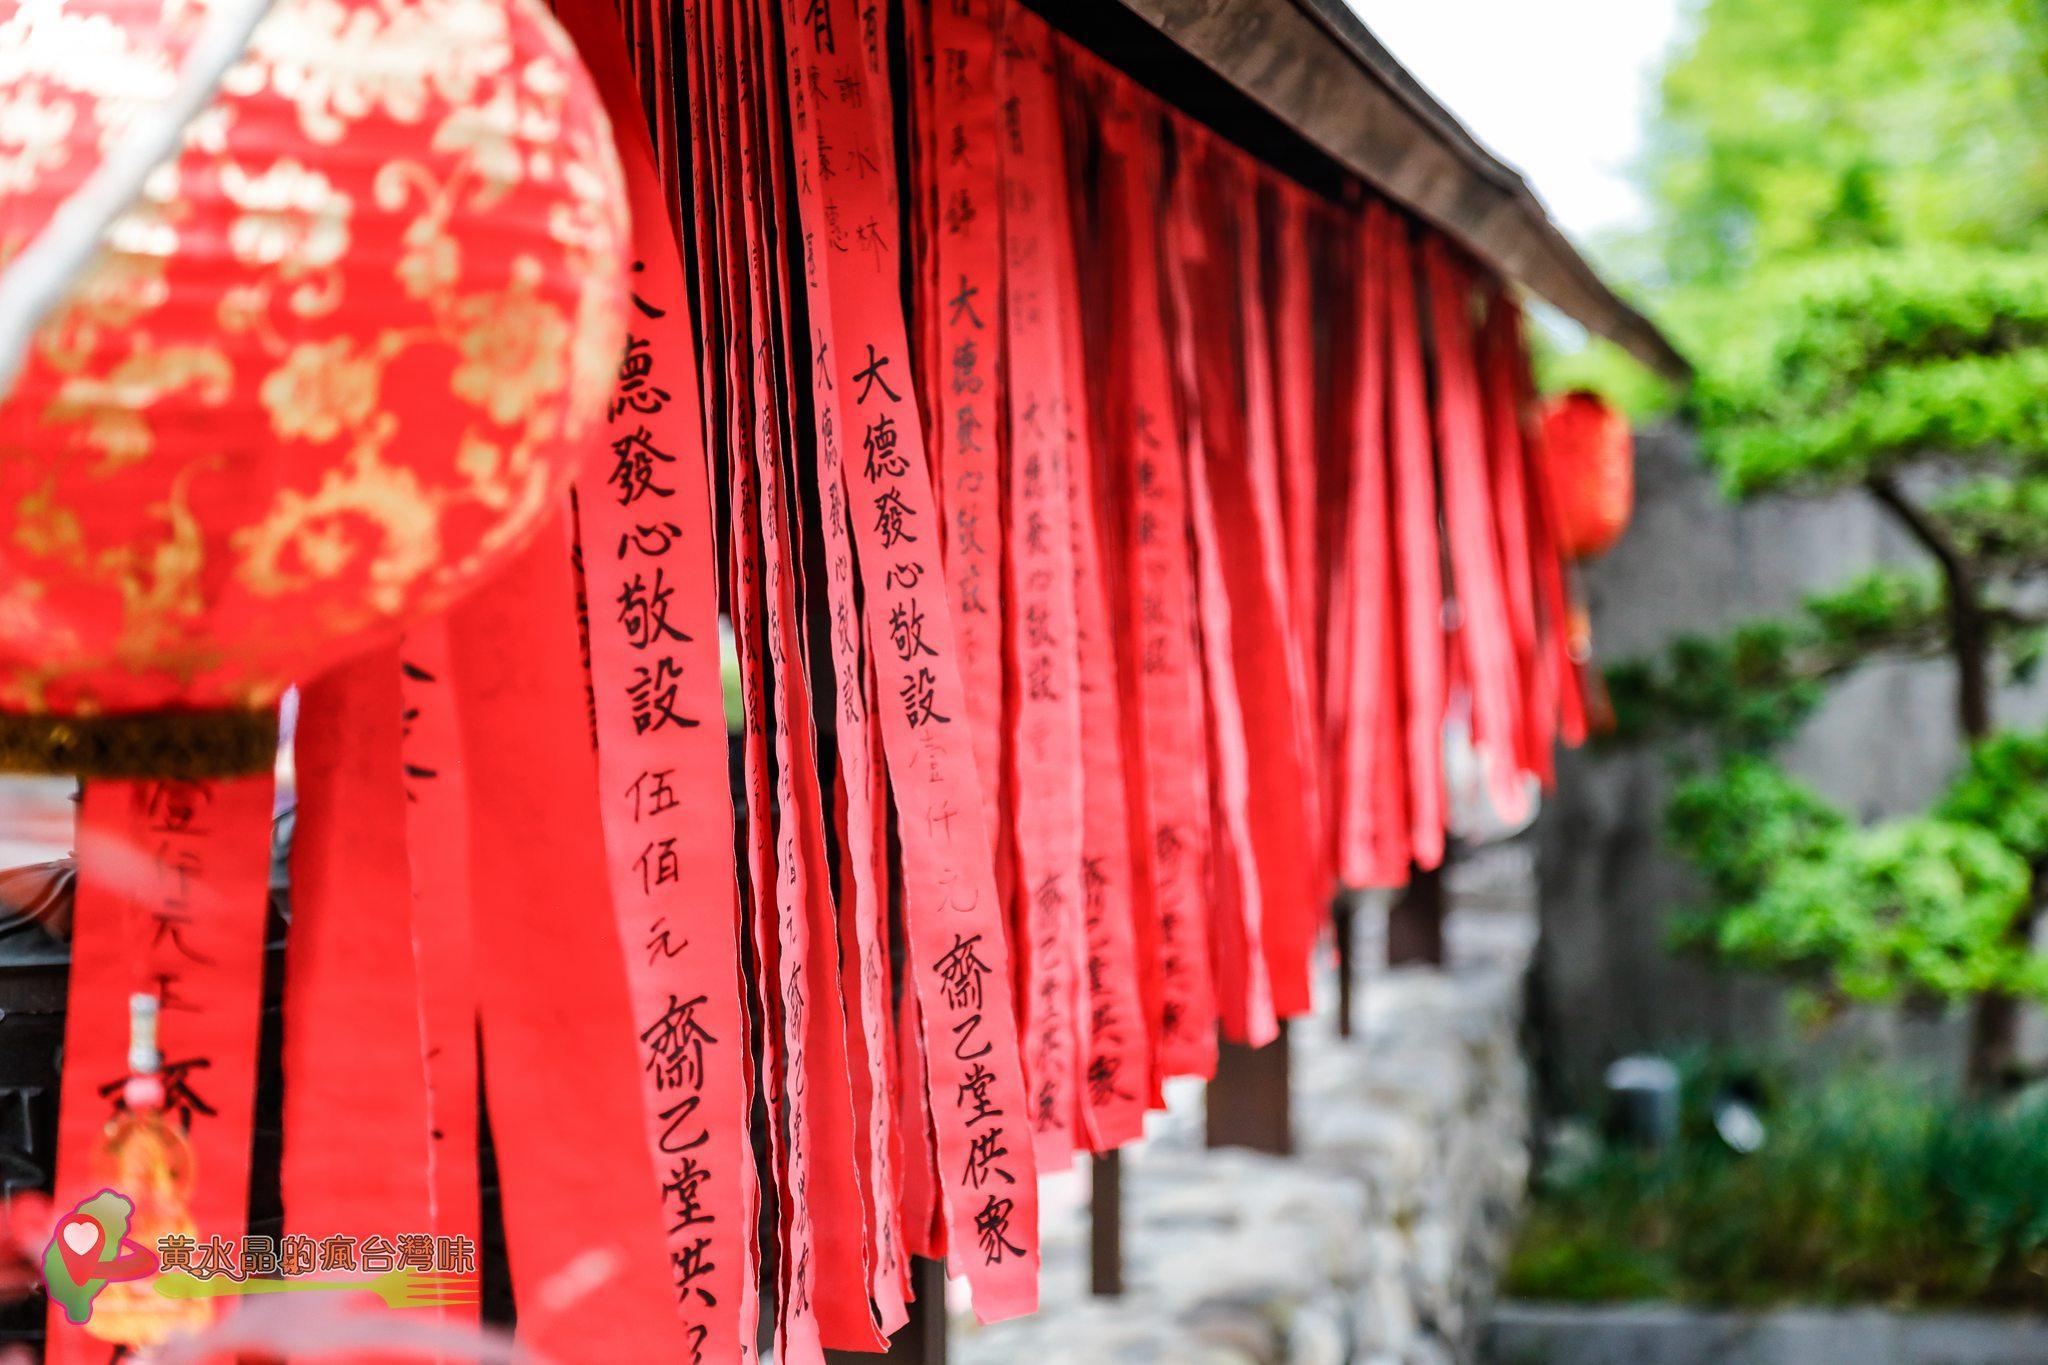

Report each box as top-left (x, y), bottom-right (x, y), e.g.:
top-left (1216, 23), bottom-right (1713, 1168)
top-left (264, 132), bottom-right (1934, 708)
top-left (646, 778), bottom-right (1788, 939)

top-left (0, 0), bottom-right (629, 769)
top-left (1539, 390), bottom-right (1633, 560)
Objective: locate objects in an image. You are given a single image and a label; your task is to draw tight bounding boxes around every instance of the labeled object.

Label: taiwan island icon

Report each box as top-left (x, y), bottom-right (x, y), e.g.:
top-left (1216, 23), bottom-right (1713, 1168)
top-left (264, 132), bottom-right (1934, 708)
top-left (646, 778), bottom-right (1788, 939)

top-left (42, 1190), bottom-right (160, 1325)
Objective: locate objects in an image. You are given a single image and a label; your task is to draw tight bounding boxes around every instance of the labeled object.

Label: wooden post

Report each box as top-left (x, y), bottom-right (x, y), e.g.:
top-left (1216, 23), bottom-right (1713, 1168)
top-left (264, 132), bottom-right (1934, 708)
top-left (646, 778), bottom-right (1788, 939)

top-left (827, 1256), bottom-right (947, 1364)
top-left (1203, 1020), bottom-right (1291, 1154)
top-left (1387, 860), bottom-right (1446, 967)
top-left (1090, 1148), bottom-right (1123, 1296)
top-left (1332, 891), bottom-right (1357, 1038)
top-left (893, 1258), bottom-right (949, 1365)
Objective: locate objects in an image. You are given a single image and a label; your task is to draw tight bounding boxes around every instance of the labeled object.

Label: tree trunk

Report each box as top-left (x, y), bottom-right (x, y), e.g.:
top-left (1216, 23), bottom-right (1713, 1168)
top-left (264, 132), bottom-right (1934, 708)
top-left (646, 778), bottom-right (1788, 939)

top-left (1944, 565), bottom-right (2023, 1094)
top-left (1866, 476), bottom-right (2020, 1095)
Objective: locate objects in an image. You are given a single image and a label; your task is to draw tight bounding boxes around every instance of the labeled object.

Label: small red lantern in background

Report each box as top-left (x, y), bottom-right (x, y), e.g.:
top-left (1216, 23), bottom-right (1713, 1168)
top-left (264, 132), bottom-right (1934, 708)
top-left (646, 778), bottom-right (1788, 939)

top-left (0, 0), bottom-right (630, 773)
top-left (1539, 390), bottom-right (1634, 561)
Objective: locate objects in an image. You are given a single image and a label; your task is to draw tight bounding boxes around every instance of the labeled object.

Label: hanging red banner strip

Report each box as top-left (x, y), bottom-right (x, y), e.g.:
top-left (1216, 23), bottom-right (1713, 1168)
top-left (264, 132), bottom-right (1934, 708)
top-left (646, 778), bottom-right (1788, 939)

top-left (678, 0), bottom-right (824, 1352)
top-left (1383, 213), bottom-right (1449, 872)
top-left (1425, 237), bottom-right (1529, 826)
top-left (553, 4), bottom-right (759, 1356)
top-left (712, 0), bottom-right (882, 1347)
top-left (443, 513), bottom-right (698, 1364)
top-left (1268, 182), bottom-right (1333, 891)
top-left (775, 0), bottom-right (1041, 1319)
top-left (1226, 167), bottom-right (1320, 1020)
top-left (1496, 289), bottom-right (1588, 756)
top-left (1030, 35), bottom-right (1151, 1150)
top-left (284, 650), bottom-right (442, 1321)
top-left (51, 771), bottom-right (273, 1365)
top-left (396, 622), bottom-right (485, 1278)
top-left (666, 1), bottom-right (794, 1356)
top-left (927, 0), bottom-right (1008, 832)
top-left (742, 0), bottom-right (907, 1328)
top-left (1477, 288), bottom-right (1549, 787)
top-left (1165, 127), bottom-right (1276, 1047)
top-left (1096, 91), bottom-right (1219, 1081)
top-left (1332, 203), bottom-right (1412, 889)
top-left (894, 924), bottom-right (947, 1261)
top-left (999, 7), bottom-right (1087, 1171)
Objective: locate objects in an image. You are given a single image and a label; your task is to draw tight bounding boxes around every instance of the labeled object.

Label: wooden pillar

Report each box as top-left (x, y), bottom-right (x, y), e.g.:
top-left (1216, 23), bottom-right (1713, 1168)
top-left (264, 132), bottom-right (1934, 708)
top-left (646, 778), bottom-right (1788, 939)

top-left (827, 1256), bottom-right (947, 1364)
top-left (1332, 891), bottom-right (1357, 1038)
top-left (1090, 1148), bottom-right (1123, 1296)
top-left (893, 1258), bottom-right (949, 1365)
top-left (1203, 1019), bottom-right (1291, 1154)
top-left (1387, 860), bottom-right (1446, 967)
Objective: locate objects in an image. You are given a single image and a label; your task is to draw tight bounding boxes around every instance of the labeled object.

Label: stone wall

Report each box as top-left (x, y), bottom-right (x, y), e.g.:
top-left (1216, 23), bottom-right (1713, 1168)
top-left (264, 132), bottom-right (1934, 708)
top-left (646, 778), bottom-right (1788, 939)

top-left (956, 854), bottom-right (1535, 1365)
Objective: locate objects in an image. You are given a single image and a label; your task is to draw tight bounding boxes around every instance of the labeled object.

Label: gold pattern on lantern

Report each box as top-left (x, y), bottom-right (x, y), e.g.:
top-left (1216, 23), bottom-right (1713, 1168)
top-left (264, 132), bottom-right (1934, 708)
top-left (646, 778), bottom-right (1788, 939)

top-left (41, 344), bottom-right (235, 469)
top-left (11, 478), bottom-right (84, 562)
top-left (231, 445), bottom-right (441, 612)
top-left (259, 338), bottom-right (381, 443)
top-left (0, 0), bottom-right (631, 716)
top-left (226, 0), bottom-right (519, 143)
top-left (106, 469), bottom-right (211, 664)
top-left (395, 212), bottom-right (461, 301)
top-left (221, 158), bottom-right (353, 274)
top-left (449, 256), bottom-right (569, 428)
top-left (34, 251), bottom-right (170, 372)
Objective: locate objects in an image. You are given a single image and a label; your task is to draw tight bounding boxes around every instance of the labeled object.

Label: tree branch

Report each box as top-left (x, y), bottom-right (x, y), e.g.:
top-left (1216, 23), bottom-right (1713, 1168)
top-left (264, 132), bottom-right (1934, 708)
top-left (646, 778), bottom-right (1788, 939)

top-left (1866, 474), bottom-right (1970, 580)
top-left (1865, 474), bottom-right (1994, 737)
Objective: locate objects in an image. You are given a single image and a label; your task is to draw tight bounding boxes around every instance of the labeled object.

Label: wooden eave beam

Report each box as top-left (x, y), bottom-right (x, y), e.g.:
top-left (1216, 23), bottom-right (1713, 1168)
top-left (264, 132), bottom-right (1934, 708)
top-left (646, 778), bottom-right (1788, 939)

top-left (1103, 0), bottom-right (1692, 380)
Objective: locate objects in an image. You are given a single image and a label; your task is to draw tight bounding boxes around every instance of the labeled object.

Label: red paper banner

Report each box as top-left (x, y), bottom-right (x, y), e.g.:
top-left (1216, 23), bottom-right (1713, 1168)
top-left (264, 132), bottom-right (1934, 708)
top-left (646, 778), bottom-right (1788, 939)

top-left (1099, 93), bottom-right (1220, 1080)
top-left (1477, 288), bottom-right (1550, 786)
top-left (1383, 212), bottom-right (1449, 872)
top-left (716, 0), bottom-right (882, 1347)
top-left (1425, 238), bottom-right (1529, 826)
top-left (1332, 203), bottom-right (1412, 888)
top-left (1226, 167), bottom-right (1320, 1021)
top-left (554, 3), bottom-right (760, 1356)
top-left (927, 0), bottom-right (1009, 833)
top-left (1164, 127), bottom-right (1276, 1046)
top-left (396, 622), bottom-right (485, 1274)
top-left (665, 3), bottom-right (795, 1356)
top-left (1026, 35), bottom-right (1153, 1150)
top-left (443, 513), bottom-right (699, 1365)
top-left (285, 650), bottom-right (445, 1325)
top-left (746, 0), bottom-right (909, 1326)
top-left (894, 952), bottom-right (946, 1261)
top-left (1268, 182), bottom-right (1334, 892)
top-left (51, 772), bottom-right (274, 1365)
top-left (775, 0), bottom-right (1041, 1318)
top-left (999, 9), bottom-right (1087, 1170)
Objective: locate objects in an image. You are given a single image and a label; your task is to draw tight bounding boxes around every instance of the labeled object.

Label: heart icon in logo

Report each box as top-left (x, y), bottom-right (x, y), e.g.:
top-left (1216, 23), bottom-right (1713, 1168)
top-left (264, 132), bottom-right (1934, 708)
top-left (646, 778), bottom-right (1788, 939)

top-left (60, 1220), bottom-right (98, 1257)
top-left (54, 1215), bottom-right (106, 1286)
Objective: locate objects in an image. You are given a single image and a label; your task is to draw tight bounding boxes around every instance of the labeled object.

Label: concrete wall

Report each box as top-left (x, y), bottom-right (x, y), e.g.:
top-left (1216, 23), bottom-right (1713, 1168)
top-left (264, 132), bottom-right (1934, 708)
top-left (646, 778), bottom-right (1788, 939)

top-left (1531, 424), bottom-right (2048, 1109)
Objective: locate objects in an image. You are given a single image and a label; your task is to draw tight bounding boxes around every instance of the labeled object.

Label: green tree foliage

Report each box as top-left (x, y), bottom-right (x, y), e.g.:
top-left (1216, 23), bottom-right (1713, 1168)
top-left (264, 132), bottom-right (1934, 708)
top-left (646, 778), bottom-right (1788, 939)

top-left (1691, 251), bottom-right (2048, 497)
top-left (1662, 758), bottom-right (2045, 1005)
top-left (1643, 0), bottom-right (2048, 289)
top-left (1553, 0), bottom-right (2048, 407)
top-left (1619, 253), bottom-right (2048, 1047)
top-left (1603, 569), bottom-right (2029, 755)
top-left (1604, 0), bottom-right (2048, 1089)
top-left (1937, 729), bottom-right (2048, 865)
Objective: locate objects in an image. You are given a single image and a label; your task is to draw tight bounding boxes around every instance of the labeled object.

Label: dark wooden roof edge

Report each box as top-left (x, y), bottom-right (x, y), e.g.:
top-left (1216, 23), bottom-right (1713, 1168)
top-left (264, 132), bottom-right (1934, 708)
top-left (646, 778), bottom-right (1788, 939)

top-left (1112, 0), bottom-right (1692, 381)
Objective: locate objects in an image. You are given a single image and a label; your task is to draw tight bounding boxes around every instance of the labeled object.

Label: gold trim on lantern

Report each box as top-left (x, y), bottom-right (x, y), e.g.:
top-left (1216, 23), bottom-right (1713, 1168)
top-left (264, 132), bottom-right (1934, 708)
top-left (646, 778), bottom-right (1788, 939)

top-left (0, 708), bottom-right (278, 778)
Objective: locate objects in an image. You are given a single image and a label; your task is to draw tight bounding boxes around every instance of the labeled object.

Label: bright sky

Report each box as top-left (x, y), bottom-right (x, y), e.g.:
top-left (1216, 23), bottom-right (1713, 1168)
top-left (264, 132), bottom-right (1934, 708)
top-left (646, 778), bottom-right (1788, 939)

top-left (1344, 0), bottom-right (1686, 241)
